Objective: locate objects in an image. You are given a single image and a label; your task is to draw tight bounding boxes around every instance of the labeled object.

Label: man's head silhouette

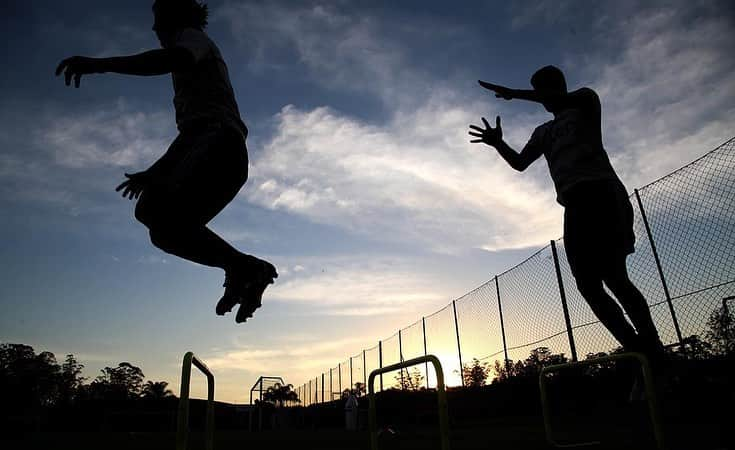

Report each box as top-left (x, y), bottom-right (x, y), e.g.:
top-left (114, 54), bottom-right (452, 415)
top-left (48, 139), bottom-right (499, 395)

top-left (152, 0), bottom-right (209, 47)
top-left (531, 65), bottom-right (567, 113)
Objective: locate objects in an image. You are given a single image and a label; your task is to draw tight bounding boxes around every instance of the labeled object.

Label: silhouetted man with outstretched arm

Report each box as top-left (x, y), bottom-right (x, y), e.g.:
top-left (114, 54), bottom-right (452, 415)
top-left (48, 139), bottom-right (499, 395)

top-left (469, 66), bottom-right (665, 363)
top-left (55, 0), bottom-right (276, 323)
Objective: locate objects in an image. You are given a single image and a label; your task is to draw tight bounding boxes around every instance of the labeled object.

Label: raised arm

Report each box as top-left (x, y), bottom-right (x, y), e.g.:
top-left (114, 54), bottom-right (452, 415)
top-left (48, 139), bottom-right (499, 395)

top-left (478, 80), bottom-right (594, 110)
top-left (468, 116), bottom-right (544, 172)
top-left (55, 48), bottom-right (195, 87)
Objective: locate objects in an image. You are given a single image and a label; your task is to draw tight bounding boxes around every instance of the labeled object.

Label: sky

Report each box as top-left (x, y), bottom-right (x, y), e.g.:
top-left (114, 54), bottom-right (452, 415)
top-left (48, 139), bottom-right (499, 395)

top-left (1, 0), bottom-right (734, 403)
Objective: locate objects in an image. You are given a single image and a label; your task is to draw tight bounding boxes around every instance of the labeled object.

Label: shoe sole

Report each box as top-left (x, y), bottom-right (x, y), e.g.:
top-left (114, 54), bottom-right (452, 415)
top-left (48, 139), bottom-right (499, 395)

top-left (235, 279), bottom-right (273, 323)
top-left (216, 293), bottom-right (240, 316)
top-left (217, 259), bottom-right (277, 317)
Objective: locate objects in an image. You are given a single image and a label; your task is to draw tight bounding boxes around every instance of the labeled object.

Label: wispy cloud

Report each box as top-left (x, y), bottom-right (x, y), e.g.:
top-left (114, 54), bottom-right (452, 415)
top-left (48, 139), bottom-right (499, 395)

top-left (0, 99), bottom-right (174, 222)
top-left (269, 255), bottom-right (451, 316)
top-left (511, 0), bottom-right (735, 187)
top-left (237, 0), bottom-right (734, 257)
top-left (205, 335), bottom-right (372, 374)
top-left (589, 4), bottom-right (735, 186)
top-left (215, 1), bottom-right (464, 107)
top-left (38, 99), bottom-right (172, 169)
top-left (247, 103), bottom-right (560, 253)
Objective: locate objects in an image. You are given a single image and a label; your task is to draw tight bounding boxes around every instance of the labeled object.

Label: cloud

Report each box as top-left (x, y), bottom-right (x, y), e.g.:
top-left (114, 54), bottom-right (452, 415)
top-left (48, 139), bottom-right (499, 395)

top-left (215, 1), bottom-right (463, 107)
top-left (247, 102), bottom-right (560, 253)
top-left (509, 0), bottom-right (579, 29)
top-left (269, 255), bottom-right (451, 316)
top-left (38, 99), bottom-right (172, 170)
top-left (204, 336), bottom-right (372, 374)
top-left (239, 0), bottom-right (734, 257)
top-left (511, 0), bottom-right (735, 187)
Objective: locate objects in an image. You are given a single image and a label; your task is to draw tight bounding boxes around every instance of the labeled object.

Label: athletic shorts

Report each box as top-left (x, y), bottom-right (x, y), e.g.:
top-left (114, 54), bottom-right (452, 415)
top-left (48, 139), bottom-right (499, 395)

top-left (563, 179), bottom-right (636, 278)
top-left (140, 123), bottom-right (248, 226)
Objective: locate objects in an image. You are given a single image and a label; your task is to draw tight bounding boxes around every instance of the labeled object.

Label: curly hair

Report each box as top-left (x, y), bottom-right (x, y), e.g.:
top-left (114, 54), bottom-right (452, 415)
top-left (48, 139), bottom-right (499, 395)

top-left (530, 65), bottom-right (567, 93)
top-left (153, 0), bottom-right (209, 30)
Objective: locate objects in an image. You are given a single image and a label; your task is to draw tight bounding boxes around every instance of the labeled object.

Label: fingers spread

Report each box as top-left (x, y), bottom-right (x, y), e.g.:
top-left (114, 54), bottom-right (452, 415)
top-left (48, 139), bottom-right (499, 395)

top-left (481, 117), bottom-right (490, 128)
top-left (469, 125), bottom-right (484, 132)
top-left (496, 116), bottom-right (501, 127)
top-left (470, 139), bottom-right (483, 143)
top-left (469, 131), bottom-right (483, 137)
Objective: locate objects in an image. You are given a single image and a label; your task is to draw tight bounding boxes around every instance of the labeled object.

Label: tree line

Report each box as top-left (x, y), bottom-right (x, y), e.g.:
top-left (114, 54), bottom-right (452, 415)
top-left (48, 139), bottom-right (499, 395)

top-left (459, 301), bottom-right (735, 387)
top-left (0, 343), bottom-right (174, 413)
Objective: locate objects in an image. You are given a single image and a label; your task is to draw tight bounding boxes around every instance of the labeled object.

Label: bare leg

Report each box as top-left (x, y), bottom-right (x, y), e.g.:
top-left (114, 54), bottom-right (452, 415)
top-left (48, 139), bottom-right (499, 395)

top-left (575, 275), bottom-right (641, 351)
top-left (602, 256), bottom-right (664, 356)
top-left (147, 224), bottom-right (254, 273)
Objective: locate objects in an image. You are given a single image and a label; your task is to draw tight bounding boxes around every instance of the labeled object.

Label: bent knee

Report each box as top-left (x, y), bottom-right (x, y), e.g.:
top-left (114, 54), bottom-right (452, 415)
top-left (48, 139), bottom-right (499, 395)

top-left (148, 228), bottom-right (175, 253)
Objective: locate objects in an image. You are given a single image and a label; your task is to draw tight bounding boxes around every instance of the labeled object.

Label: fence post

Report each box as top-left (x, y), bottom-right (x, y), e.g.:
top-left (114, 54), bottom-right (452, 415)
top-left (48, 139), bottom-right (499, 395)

top-left (452, 300), bottom-right (464, 387)
top-left (338, 362), bottom-right (342, 395)
top-left (329, 368), bottom-right (333, 401)
top-left (350, 356), bottom-right (354, 392)
top-left (422, 317), bottom-right (429, 389)
top-left (634, 189), bottom-right (685, 346)
top-left (379, 340), bottom-right (384, 391)
top-left (551, 240), bottom-right (578, 362)
top-left (308, 379), bottom-right (311, 407)
top-left (321, 373), bottom-right (325, 403)
top-left (363, 350), bottom-right (367, 387)
top-left (398, 329), bottom-right (405, 389)
top-left (496, 275), bottom-right (510, 370)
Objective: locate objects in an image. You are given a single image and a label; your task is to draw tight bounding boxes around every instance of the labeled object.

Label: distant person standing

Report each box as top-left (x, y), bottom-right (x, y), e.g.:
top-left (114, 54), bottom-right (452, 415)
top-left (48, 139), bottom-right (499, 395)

top-left (345, 390), bottom-right (359, 431)
top-left (55, 0), bottom-right (277, 323)
top-left (468, 66), bottom-right (665, 362)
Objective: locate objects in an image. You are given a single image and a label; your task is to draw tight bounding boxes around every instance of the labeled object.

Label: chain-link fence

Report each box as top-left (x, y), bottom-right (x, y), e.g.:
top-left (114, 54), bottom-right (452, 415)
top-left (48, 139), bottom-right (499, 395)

top-left (293, 136), bottom-right (735, 405)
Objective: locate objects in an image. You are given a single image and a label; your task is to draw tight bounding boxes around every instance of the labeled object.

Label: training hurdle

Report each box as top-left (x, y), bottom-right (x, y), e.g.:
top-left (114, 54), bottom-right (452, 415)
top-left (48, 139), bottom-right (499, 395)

top-left (368, 355), bottom-right (450, 450)
top-left (539, 352), bottom-right (666, 450)
top-left (177, 352), bottom-right (215, 450)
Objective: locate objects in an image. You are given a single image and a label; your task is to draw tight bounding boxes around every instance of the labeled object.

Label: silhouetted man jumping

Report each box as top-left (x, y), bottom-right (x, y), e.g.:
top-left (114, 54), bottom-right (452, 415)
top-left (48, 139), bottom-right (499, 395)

top-left (55, 0), bottom-right (277, 323)
top-left (469, 66), bottom-right (665, 362)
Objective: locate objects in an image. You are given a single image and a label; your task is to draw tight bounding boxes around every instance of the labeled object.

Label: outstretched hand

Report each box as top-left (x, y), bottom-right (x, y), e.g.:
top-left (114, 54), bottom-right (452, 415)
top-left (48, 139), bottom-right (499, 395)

top-left (115, 171), bottom-right (152, 200)
top-left (469, 116), bottom-right (503, 148)
top-left (55, 56), bottom-right (102, 88)
top-left (478, 80), bottom-right (514, 100)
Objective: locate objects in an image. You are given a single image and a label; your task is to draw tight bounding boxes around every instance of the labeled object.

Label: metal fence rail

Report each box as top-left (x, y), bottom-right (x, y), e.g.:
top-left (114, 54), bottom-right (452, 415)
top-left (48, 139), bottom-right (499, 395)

top-left (294, 136), bottom-right (735, 403)
top-left (177, 352), bottom-right (215, 450)
top-left (368, 355), bottom-right (450, 450)
top-left (539, 353), bottom-right (665, 450)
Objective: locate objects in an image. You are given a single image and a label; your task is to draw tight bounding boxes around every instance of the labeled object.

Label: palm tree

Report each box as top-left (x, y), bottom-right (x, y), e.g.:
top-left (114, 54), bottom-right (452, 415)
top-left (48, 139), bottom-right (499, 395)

top-left (141, 381), bottom-right (175, 399)
top-left (263, 383), bottom-right (300, 407)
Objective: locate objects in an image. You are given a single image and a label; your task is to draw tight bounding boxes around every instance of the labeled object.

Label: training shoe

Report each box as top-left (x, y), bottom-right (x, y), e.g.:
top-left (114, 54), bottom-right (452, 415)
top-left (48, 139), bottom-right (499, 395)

top-left (235, 277), bottom-right (274, 323)
top-left (216, 257), bottom-right (278, 317)
top-left (216, 273), bottom-right (245, 316)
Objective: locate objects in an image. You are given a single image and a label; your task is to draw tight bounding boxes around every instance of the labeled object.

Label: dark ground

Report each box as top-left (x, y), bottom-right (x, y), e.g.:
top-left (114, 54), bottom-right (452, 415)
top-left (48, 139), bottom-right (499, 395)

top-left (2, 359), bottom-right (731, 450)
